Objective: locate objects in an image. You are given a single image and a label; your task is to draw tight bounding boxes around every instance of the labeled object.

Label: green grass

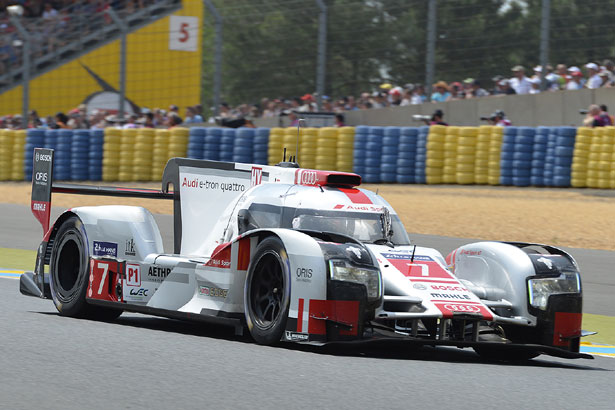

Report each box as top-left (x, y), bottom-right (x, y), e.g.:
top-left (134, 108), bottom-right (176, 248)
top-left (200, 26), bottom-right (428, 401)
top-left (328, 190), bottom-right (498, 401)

top-left (0, 248), bottom-right (37, 271)
top-left (583, 314), bottom-right (615, 346)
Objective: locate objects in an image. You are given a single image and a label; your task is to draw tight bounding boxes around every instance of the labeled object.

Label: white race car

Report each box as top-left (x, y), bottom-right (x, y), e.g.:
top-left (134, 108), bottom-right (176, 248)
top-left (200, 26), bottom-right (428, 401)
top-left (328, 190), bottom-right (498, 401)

top-left (21, 148), bottom-right (590, 360)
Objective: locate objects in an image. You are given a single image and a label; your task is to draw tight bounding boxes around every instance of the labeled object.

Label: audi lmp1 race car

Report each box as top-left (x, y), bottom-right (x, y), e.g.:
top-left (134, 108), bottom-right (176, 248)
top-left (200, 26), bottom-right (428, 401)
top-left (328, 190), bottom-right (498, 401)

top-left (21, 147), bottom-right (591, 360)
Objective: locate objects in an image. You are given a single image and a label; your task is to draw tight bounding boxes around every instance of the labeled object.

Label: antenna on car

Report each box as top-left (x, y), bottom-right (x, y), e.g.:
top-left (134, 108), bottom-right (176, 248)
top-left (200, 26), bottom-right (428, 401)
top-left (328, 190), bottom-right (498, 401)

top-left (283, 147), bottom-right (287, 162)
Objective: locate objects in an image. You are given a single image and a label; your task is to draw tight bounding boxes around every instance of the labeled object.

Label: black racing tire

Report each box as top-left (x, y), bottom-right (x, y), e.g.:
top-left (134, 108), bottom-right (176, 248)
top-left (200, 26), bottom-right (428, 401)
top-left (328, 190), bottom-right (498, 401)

top-left (473, 346), bottom-right (540, 362)
top-left (49, 216), bottom-right (122, 320)
top-left (244, 237), bottom-right (291, 345)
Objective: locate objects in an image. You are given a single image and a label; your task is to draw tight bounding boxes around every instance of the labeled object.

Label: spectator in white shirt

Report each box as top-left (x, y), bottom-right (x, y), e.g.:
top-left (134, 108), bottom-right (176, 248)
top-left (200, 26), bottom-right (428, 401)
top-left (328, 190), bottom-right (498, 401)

top-left (585, 63), bottom-right (602, 89)
top-left (509, 65), bottom-right (532, 94)
top-left (567, 71), bottom-right (583, 90)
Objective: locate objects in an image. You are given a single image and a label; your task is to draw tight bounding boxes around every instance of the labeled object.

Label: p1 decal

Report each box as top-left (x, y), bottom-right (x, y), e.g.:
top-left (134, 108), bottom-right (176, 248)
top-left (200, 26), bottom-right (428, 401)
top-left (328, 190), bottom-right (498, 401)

top-left (433, 301), bottom-right (493, 320)
top-left (126, 263), bottom-right (141, 287)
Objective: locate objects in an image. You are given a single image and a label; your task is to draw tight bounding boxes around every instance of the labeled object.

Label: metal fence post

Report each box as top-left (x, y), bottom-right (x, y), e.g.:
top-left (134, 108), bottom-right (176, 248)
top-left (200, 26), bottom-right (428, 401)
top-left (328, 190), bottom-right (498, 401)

top-left (539, 0), bottom-right (550, 91)
top-left (425, 0), bottom-right (436, 102)
top-left (9, 15), bottom-right (30, 129)
top-left (315, 0), bottom-right (327, 111)
top-left (107, 9), bottom-right (128, 120)
top-left (204, 0), bottom-right (223, 117)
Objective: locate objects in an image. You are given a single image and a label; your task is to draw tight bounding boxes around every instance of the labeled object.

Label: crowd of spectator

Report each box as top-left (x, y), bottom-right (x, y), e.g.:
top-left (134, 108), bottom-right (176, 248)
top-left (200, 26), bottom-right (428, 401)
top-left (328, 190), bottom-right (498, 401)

top-left (238, 60), bottom-right (615, 121)
top-left (0, 103), bottom-right (203, 129)
top-left (0, 1), bottom-right (152, 76)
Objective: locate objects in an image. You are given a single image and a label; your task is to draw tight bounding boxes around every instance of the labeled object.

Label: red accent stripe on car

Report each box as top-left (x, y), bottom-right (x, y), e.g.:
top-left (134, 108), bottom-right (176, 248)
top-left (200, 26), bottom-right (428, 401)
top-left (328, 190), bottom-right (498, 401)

top-left (553, 312), bottom-right (582, 347)
top-left (297, 298), bottom-right (304, 332)
top-left (338, 188), bottom-right (372, 204)
top-left (237, 238), bottom-right (251, 271)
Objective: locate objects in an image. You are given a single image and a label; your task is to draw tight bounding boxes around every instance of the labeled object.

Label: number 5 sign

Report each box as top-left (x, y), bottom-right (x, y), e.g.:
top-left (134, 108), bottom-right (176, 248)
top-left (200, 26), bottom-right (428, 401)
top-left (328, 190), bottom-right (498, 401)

top-left (169, 16), bottom-right (199, 52)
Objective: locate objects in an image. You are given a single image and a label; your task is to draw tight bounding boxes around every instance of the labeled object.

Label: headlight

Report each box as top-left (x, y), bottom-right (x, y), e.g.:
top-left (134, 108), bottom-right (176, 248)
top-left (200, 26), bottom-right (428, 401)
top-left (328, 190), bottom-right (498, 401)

top-left (528, 271), bottom-right (581, 310)
top-left (329, 259), bottom-right (382, 301)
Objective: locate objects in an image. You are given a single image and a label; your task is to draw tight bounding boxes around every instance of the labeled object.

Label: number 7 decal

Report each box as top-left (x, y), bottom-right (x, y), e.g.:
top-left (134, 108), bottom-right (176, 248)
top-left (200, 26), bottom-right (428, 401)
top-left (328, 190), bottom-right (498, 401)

top-left (97, 262), bottom-right (108, 295)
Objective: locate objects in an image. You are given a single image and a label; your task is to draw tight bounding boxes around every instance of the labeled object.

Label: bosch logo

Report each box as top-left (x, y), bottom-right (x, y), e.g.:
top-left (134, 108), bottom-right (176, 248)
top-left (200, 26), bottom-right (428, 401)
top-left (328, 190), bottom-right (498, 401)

top-left (35, 172), bottom-right (48, 182)
top-left (35, 152), bottom-right (39, 161)
top-left (443, 304), bottom-right (481, 313)
top-left (37, 153), bottom-right (52, 162)
top-left (300, 170), bottom-right (318, 185)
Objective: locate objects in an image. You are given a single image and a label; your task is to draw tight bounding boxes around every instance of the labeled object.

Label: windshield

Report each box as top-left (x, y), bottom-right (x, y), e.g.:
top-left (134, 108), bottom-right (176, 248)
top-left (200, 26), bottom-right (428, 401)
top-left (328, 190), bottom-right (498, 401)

top-left (290, 210), bottom-right (410, 245)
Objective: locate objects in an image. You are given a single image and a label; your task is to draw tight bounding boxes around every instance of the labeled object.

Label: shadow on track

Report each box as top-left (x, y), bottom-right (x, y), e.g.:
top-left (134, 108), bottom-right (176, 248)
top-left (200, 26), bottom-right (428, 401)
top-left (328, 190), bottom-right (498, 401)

top-left (34, 310), bottom-right (609, 371)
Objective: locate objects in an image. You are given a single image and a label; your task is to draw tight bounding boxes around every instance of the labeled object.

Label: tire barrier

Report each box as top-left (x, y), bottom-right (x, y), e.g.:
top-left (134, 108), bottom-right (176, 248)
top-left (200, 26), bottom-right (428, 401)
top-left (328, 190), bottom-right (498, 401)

top-left (442, 126), bottom-right (459, 184)
top-left (488, 126), bottom-right (503, 185)
top-left (337, 126), bottom-right (354, 173)
top-left (571, 126), bottom-right (591, 188)
top-left (316, 127), bottom-right (338, 173)
top-left (220, 128), bottom-right (235, 163)
top-left (512, 127), bottom-right (534, 187)
top-left (254, 127), bottom-right (270, 165)
top-left (55, 129), bottom-right (72, 181)
top-left (396, 127), bottom-right (418, 184)
top-left (363, 126), bottom-right (384, 183)
top-left (71, 129), bottom-right (90, 181)
top-left (499, 126), bottom-right (516, 186)
top-left (233, 127), bottom-right (255, 164)
top-left (102, 128), bottom-right (120, 181)
top-left (3, 125), bottom-right (615, 188)
top-left (299, 127), bottom-right (317, 170)
top-left (119, 128), bottom-right (137, 182)
top-left (415, 126), bottom-right (429, 184)
top-left (135, 128), bottom-right (155, 182)
top-left (381, 127), bottom-right (400, 183)
top-left (169, 127), bottom-right (189, 160)
top-left (457, 127), bottom-right (478, 185)
top-left (475, 126), bottom-right (491, 185)
top-left (89, 129), bottom-right (103, 181)
top-left (203, 127), bottom-right (222, 161)
top-left (267, 127), bottom-right (284, 165)
top-left (187, 127), bottom-right (206, 160)
top-left (352, 126), bottom-right (369, 177)
top-left (552, 127), bottom-right (575, 187)
top-left (0, 130), bottom-right (13, 181)
top-left (426, 125), bottom-right (446, 184)
top-left (531, 126), bottom-right (549, 187)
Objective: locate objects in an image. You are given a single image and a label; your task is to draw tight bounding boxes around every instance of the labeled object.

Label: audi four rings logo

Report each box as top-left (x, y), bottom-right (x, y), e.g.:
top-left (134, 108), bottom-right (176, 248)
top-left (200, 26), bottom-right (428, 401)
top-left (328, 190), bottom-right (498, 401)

top-left (443, 304), bottom-right (481, 313)
top-left (300, 170), bottom-right (318, 185)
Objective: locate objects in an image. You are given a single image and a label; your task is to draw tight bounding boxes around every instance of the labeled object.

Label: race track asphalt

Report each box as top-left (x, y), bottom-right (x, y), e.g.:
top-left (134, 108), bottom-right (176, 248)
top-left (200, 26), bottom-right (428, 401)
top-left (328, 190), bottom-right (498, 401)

top-left (2, 203), bottom-right (613, 315)
top-left (0, 277), bottom-right (614, 410)
top-left (1, 203), bottom-right (614, 410)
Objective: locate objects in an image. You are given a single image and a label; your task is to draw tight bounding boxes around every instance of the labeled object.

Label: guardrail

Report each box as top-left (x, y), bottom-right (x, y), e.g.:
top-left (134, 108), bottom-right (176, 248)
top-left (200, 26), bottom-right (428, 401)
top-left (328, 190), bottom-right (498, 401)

top-left (0, 125), bottom-right (613, 189)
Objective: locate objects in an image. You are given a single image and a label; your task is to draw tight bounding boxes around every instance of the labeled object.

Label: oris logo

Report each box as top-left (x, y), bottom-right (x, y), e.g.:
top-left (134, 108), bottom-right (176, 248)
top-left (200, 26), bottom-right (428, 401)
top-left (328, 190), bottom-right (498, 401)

top-left (299, 170), bottom-right (318, 186)
top-left (35, 172), bottom-right (48, 182)
top-left (443, 304), bottom-right (481, 313)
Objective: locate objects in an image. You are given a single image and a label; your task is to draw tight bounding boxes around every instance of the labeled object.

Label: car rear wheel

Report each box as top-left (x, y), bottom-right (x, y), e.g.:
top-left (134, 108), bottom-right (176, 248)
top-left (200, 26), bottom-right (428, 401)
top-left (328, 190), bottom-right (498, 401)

top-left (49, 216), bottom-right (122, 320)
top-left (245, 237), bottom-right (290, 345)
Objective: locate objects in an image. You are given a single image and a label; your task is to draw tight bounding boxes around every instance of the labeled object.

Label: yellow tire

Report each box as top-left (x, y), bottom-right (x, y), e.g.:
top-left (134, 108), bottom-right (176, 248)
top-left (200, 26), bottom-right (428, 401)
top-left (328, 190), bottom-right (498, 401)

top-left (426, 175), bottom-right (443, 184)
top-left (459, 127), bottom-right (478, 137)
top-left (456, 173), bottom-right (475, 184)
top-left (457, 136), bottom-right (477, 146)
top-left (426, 158), bottom-right (444, 167)
top-left (456, 163), bottom-right (475, 172)
top-left (429, 125), bottom-right (447, 135)
top-left (457, 145), bottom-right (475, 155)
top-left (427, 150), bottom-right (444, 160)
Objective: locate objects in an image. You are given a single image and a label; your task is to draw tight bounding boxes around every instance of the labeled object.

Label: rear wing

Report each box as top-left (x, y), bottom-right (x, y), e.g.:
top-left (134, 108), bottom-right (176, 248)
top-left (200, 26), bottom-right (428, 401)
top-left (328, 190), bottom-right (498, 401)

top-left (31, 148), bottom-right (173, 237)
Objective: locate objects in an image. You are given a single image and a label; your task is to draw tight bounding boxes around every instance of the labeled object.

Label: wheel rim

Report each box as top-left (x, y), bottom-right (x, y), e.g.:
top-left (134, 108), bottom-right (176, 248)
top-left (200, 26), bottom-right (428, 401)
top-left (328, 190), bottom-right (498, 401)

top-left (250, 251), bottom-right (285, 330)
